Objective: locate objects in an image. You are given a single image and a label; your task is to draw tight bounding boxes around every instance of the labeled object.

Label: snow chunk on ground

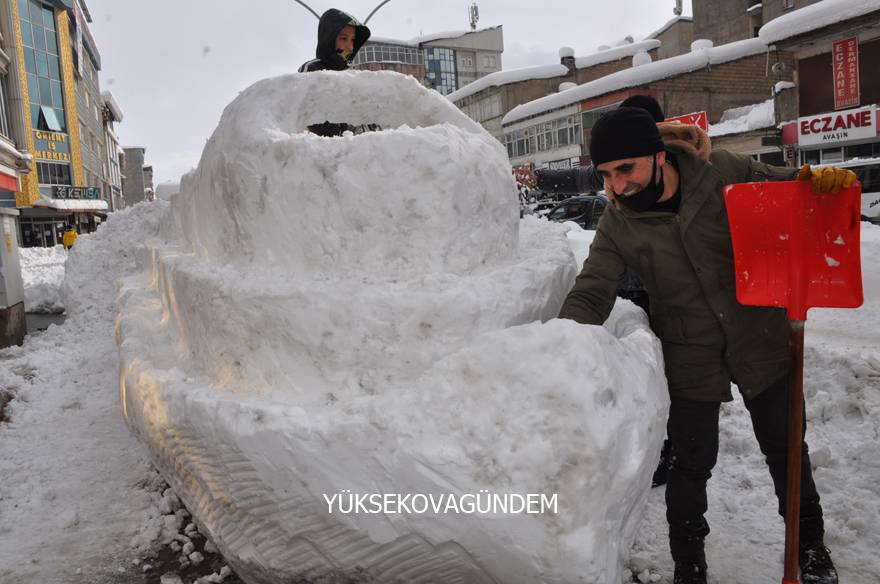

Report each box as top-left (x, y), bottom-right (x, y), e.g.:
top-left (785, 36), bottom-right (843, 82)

top-left (19, 245), bottom-right (66, 313)
top-left (119, 71), bottom-right (669, 584)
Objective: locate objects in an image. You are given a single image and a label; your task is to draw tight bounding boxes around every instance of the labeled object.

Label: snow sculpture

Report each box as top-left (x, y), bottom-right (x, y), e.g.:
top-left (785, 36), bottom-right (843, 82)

top-left (117, 70), bottom-right (668, 584)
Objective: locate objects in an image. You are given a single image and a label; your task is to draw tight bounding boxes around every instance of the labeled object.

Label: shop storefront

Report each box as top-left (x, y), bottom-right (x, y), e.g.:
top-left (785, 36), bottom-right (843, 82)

top-left (19, 192), bottom-right (108, 247)
top-left (788, 105), bottom-right (880, 165)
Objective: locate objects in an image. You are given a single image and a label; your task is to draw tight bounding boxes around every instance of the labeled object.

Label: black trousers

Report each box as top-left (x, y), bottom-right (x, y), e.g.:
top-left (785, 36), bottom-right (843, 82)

top-left (665, 375), bottom-right (825, 563)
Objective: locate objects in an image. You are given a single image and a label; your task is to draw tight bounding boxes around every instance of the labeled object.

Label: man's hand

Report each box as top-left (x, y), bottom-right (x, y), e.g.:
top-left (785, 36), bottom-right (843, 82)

top-left (796, 163), bottom-right (858, 194)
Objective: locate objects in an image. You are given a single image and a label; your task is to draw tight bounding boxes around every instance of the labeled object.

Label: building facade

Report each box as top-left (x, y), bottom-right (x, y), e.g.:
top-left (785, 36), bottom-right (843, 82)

top-left (122, 146), bottom-right (153, 205)
top-left (759, 3), bottom-right (880, 171)
top-left (451, 40), bottom-right (661, 146)
top-left (646, 16), bottom-right (695, 60)
top-left (351, 26), bottom-right (503, 96)
top-left (692, 0), bottom-right (823, 45)
top-left (101, 89), bottom-right (122, 210)
top-left (0, 0), bottom-right (34, 210)
top-left (8, 0), bottom-right (112, 247)
top-left (501, 39), bottom-right (795, 170)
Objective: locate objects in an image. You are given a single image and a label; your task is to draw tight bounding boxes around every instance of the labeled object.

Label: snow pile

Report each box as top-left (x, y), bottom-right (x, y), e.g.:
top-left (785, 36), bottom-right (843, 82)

top-left (504, 38), bottom-right (768, 125)
top-left (760, 0), bottom-right (880, 44)
top-left (19, 244), bottom-right (67, 313)
top-left (709, 98), bottom-right (776, 137)
top-left (0, 201), bottom-right (182, 583)
top-left (118, 71), bottom-right (668, 583)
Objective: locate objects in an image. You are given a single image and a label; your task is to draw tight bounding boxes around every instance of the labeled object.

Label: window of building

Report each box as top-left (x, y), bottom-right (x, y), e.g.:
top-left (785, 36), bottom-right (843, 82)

top-left (38, 104), bottom-right (63, 131)
top-left (20, 0), bottom-right (66, 132)
top-left (0, 75), bottom-right (11, 139)
top-left (845, 143), bottom-right (874, 160)
top-left (37, 161), bottom-right (72, 186)
top-left (424, 47), bottom-right (457, 95)
top-left (783, 0), bottom-right (795, 9)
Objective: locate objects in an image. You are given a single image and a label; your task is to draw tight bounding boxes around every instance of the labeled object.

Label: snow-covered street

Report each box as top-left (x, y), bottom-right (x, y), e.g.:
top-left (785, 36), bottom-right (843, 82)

top-left (2, 194), bottom-right (879, 582)
top-left (2, 1), bottom-right (880, 583)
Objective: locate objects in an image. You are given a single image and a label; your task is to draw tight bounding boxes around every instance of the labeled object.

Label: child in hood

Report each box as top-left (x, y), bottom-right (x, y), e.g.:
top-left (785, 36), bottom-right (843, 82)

top-left (299, 8), bottom-right (370, 72)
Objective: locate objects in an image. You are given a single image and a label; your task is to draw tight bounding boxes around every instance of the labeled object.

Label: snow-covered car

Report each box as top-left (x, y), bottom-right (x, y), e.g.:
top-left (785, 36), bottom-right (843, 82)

top-left (115, 70), bottom-right (668, 584)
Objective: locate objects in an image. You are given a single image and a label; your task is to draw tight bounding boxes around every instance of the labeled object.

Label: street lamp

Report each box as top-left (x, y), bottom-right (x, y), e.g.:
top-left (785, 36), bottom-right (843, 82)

top-left (289, 1), bottom-right (394, 23)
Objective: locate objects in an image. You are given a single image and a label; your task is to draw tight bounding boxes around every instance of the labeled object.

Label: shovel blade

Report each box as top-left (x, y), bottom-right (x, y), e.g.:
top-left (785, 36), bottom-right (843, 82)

top-left (723, 180), bottom-right (863, 321)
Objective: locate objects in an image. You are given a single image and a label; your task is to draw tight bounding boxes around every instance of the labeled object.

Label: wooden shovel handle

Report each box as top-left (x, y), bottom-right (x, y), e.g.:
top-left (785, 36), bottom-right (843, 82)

top-left (783, 320), bottom-right (805, 584)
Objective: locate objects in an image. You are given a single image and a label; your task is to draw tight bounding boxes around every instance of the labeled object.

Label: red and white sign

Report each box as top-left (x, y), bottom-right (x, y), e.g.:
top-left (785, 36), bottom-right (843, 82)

top-left (665, 111), bottom-right (708, 131)
top-left (832, 37), bottom-right (860, 110)
top-left (798, 105), bottom-right (876, 147)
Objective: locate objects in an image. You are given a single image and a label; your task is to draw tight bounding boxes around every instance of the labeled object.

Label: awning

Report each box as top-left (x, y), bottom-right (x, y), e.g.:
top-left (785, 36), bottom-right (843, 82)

top-left (31, 197), bottom-right (109, 212)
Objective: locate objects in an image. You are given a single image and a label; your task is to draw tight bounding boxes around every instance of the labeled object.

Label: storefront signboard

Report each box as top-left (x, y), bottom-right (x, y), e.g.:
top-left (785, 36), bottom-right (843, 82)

top-left (832, 37), bottom-right (859, 110)
top-left (666, 111), bottom-right (708, 131)
top-left (797, 105), bottom-right (876, 147)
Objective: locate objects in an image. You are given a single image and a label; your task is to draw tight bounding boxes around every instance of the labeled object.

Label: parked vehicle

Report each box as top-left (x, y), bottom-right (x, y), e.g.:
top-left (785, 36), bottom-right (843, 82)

top-left (818, 157), bottom-right (880, 224)
top-left (546, 194), bottom-right (608, 230)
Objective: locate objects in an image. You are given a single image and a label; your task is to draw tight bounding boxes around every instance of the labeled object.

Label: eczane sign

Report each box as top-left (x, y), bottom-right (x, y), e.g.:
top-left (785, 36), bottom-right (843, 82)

top-left (798, 105), bottom-right (876, 147)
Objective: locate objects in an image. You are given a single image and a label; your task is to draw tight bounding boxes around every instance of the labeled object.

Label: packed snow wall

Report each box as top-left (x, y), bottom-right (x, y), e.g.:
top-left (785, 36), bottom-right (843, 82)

top-left (117, 70), bottom-right (669, 584)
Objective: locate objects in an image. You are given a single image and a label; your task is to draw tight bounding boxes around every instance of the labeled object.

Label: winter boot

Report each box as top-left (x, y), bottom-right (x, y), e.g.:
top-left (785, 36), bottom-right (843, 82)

top-left (800, 543), bottom-right (838, 584)
top-left (651, 439), bottom-right (671, 487)
top-left (672, 559), bottom-right (707, 584)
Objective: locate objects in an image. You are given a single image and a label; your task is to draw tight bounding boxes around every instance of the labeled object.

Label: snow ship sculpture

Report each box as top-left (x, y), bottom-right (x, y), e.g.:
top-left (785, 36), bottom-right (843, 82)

top-left (116, 70), bottom-right (669, 584)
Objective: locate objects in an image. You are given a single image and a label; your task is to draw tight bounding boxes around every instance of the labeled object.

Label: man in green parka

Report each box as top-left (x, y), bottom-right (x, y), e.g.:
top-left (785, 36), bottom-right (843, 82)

top-left (559, 107), bottom-right (855, 584)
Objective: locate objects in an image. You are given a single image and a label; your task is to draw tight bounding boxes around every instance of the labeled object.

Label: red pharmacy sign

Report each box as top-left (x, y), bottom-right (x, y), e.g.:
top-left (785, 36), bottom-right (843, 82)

top-left (833, 37), bottom-right (860, 110)
top-left (665, 111), bottom-right (708, 131)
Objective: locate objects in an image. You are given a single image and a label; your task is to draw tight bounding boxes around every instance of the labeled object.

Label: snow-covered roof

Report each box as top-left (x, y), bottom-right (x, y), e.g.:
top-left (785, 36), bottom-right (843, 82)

top-left (412, 25), bottom-right (501, 45)
top-left (32, 197), bottom-right (109, 212)
top-left (448, 39), bottom-right (661, 103)
top-left (644, 16), bottom-right (693, 40)
top-left (708, 98), bottom-right (775, 137)
top-left (503, 38), bottom-right (767, 126)
top-left (367, 36), bottom-right (419, 47)
top-left (101, 90), bottom-right (124, 123)
top-left (759, 0), bottom-right (880, 44)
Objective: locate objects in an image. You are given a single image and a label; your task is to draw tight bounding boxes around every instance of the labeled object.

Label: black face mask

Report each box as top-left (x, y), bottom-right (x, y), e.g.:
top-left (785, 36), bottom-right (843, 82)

top-left (616, 154), bottom-right (665, 213)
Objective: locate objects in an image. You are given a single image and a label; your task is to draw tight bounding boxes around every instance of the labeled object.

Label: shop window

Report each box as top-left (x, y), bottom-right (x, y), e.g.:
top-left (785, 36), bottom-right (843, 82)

top-left (802, 149), bottom-right (820, 165)
top-left (821, 148), bottom-right (843, 164)
top-left (845, 143), bottom-right (874, 161)
top-left (759, 151), bottom-right (785, 166)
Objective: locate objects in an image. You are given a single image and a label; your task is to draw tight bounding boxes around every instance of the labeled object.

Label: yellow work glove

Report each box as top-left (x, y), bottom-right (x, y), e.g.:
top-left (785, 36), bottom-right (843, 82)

top-left (796, 163), bottom-right (858, 194)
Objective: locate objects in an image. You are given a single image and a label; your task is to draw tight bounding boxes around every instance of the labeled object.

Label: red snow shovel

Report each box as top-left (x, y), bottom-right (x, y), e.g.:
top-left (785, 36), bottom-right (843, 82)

top-left (724, 180), bottom-right (863, 584)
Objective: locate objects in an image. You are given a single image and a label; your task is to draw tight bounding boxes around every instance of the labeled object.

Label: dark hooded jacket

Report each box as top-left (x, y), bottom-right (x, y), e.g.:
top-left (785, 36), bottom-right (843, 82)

top-left (298, 9), bottom-right (370, 72)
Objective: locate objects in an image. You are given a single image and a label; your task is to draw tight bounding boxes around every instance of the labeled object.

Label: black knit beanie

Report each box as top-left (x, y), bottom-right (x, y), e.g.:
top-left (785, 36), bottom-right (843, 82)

top-left (589, 107), bottom-right (665, 166)
top-left (619, 95), bottom-right (665, 122)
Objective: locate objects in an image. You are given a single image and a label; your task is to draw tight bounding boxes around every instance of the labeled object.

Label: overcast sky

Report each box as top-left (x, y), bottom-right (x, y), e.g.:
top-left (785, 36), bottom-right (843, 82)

top-left (86, 0), bottom-right (693, 184)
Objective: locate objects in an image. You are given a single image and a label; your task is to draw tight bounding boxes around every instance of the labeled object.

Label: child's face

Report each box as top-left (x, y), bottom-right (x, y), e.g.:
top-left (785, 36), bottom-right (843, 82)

top-left (336, 25), bottom-right (356, 58)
